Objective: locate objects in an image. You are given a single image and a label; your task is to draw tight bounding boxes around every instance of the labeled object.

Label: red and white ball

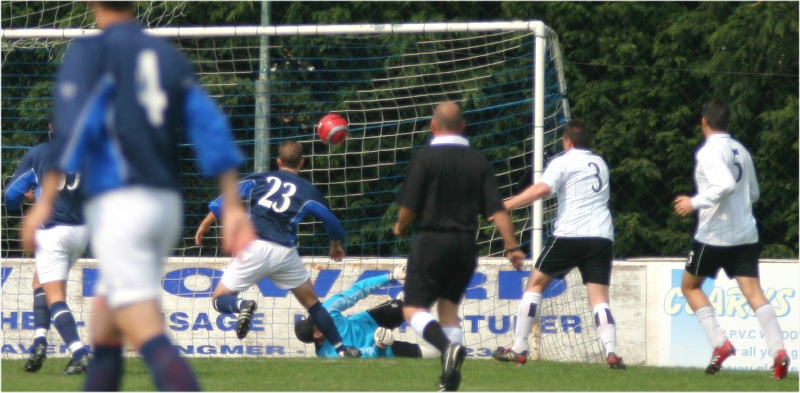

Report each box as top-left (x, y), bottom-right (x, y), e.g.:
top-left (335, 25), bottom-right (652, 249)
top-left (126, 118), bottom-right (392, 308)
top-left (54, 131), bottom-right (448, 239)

top-left (317, 113), bottom-right (349, 145)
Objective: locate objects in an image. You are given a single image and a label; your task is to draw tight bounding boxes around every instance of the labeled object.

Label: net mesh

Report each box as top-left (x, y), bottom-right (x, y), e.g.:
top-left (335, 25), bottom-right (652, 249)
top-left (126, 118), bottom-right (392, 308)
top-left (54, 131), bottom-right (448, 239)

top-left (1, 22), bottom-right (603, 362)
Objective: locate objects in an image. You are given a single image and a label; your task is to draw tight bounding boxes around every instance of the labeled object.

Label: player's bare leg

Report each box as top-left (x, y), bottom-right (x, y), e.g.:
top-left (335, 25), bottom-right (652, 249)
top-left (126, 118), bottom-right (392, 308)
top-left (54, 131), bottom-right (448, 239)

top-left (587, 283), bottom-right (625, 369)
top-left (493, 269), bottom-right (551, 365)
top-left (735, 276), bottom-right (788, 379)
top-left (682, 272), bottom-right (734, 375)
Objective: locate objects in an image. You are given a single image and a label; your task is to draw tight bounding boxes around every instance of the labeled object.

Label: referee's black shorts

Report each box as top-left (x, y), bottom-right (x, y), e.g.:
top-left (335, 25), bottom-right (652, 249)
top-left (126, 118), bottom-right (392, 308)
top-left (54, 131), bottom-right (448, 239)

top-left (535, 236), bottom-right (614, 286)
top-left (685, 241), bottom-right (760, 279)
top-left (403, 230), bottom-right (478, 308)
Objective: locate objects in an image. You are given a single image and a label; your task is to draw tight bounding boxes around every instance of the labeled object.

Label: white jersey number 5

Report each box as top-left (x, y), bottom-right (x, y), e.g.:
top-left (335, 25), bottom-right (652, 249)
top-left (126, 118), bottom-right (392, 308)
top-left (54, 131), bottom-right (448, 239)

top-left (135, 50), bottom-right (167, 128)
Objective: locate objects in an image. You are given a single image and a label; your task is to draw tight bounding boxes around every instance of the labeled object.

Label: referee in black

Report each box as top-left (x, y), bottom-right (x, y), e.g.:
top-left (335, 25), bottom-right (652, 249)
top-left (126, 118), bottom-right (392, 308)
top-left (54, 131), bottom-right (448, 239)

top-left (393, 101), bottom-right (525, 392)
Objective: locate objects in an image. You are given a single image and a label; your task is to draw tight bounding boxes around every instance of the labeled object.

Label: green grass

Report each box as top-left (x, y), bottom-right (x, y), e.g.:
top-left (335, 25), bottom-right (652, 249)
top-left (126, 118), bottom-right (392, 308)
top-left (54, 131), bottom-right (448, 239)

top-left (2, 357), bottom-right (797, 391)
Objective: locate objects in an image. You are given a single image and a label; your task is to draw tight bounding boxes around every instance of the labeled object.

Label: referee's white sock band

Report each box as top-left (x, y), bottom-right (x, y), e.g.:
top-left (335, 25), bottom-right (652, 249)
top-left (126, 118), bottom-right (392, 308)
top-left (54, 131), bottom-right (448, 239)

top-left (410, 312), bottom-right (436, 337)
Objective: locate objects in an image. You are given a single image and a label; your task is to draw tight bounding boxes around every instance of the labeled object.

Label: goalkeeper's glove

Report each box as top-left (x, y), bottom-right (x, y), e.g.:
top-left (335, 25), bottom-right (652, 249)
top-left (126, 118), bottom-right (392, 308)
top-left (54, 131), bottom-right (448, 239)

top-left (374, 327), bottom-right (395, 349)
top-left (389, 264), bottom-right (407, 282)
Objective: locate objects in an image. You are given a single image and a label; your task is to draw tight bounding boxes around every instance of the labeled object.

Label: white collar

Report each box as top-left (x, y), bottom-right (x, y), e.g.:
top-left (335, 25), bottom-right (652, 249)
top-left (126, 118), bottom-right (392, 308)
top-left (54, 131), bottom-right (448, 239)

top-left (430, 134), bottom-right (469, 146)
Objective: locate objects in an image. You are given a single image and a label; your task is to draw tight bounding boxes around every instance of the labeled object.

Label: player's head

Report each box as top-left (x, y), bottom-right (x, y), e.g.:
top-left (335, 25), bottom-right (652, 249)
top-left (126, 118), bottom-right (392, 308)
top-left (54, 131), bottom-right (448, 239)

top-left (563, 118), bottom-right (592, 149)
top-left (91, 1), bottom-right (135, 29)
top-left (294, 317), bottom-right (318, 344)
top-left (277, 140), bottom-right (305, 171)
top-left (431, 101), bottom-right (466, 135)
top-left (701, 99), bottom-right (730, 132)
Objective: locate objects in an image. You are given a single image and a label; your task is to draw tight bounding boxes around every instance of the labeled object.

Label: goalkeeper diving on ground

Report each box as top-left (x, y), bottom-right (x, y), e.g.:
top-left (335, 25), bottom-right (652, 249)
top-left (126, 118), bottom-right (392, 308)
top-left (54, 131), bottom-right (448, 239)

top-left (294, 265), bottom-right (438, 359)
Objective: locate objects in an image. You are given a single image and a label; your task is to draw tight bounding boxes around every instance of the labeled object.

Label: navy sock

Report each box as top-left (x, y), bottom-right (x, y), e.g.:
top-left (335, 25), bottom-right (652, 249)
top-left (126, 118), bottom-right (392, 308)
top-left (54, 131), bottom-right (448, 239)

top-left (33, 288), bottom-right (50, 332)
top-left (50, 301), bottom-right (82, 350)
top-left (422, 320), bottom-right (451, 354)
top-left (84, 345), bottom-right (123, 391)
top-left (308, 302), bottom-right (345, 351)
top-left (140, 334), bottom-right (200, 391)
top-left (213, 295), bottom-right (240, 314)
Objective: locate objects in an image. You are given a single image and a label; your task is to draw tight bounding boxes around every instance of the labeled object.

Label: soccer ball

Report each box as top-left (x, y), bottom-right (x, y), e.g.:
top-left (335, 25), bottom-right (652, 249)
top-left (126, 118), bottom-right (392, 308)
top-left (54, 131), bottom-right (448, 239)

top-left (317, 113), bottom-right (349, 145)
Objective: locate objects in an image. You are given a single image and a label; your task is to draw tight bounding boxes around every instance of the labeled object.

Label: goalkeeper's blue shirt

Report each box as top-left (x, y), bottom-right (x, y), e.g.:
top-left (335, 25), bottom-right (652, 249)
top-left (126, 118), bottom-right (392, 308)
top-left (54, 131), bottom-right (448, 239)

top-left (207, 170), bottom-right (346, 248)
top-left (315, 275), bottom-right (395, 359)
top-left (4, 142), bottom-right (84, 227)
top-left (52, 21), bottom-right (243, 199)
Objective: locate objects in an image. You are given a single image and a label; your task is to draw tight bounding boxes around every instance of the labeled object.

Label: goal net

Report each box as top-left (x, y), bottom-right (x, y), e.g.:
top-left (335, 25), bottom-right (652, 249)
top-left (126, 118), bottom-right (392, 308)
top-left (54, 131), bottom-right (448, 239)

top-left (1, 20), bottom-right (602, 362)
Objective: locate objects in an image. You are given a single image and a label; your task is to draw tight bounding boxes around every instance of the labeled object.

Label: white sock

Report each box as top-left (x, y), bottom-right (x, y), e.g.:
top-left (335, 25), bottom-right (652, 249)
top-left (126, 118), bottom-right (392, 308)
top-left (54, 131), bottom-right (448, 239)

top-left (35, 328), bottom-right (48, 338)
top-left (512, 291), bottom-right (541, 353)
top-left (68, 341), bottom-right (84, 354)
top-left (755, 303), bottom-right (785, 356)
top-left (443, 326), bottom-right (464, 345)
top-left (592, 303), bottom-right (617, 355)
top-left (410, 312), bottom-right (436, 337)
top-left (695, 305), bottom-right (727, 349)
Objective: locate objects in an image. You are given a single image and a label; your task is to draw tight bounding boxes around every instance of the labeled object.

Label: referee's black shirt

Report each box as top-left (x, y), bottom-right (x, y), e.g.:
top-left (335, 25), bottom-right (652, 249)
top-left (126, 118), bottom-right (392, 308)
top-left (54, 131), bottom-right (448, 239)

top-left (397, 139), bottom-right (505, 232)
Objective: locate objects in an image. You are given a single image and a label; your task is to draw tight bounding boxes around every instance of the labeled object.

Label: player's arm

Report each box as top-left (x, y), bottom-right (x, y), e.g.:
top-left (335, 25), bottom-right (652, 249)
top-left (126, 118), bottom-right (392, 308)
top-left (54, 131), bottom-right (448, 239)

top-left (503, 182), bottom-right (552, 210)
top-left (196, 178), bottom-right (255, 246)
top-left (393, 206), bottom-right (417, 236)
top-left (304, 201), bottom-right (346, 261)
top-left (747, 158), bottom-right (760, 204)
top-left (323, 275), bottom-right (392, 312)
top-left (675, 150), bottom-right (735, 216)
top-left (4, 150), bottom-right (38, 212)
top-left (184, 82), bottom-right (255, 256)
top-left (194, 212), bottom-right (217, 246)
top-left (21, 171), bottom-right (62, 252)
top-left (491, 210), bottom-right (525, 270)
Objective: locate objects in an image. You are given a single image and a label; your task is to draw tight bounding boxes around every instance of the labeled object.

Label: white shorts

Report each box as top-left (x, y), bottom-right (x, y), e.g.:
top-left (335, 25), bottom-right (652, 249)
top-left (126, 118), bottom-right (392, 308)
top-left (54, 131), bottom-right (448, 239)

top-left (85, 187), bottom-right (182, 308)
top-left (220, 239), bottom-right (310, 292)
top-left (34, 225), bottom-right (89, 284)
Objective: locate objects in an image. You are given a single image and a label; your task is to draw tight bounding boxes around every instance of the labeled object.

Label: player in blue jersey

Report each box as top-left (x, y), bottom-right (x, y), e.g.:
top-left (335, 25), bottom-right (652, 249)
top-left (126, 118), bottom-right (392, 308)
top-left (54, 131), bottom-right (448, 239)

top-left (195, 140), bottom-right (360, 358)
top-left (5, 127), bottom-right (90, 376)
top-left (293, 265), bottom-right (436, 359)
top-left (21, 2), bottom-right (255, 391)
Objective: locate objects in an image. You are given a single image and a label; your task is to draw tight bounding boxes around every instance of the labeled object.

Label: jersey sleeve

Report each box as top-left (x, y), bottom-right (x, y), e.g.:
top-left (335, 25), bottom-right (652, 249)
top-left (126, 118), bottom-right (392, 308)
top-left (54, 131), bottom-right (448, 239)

top-left (183, 83), bottom-right (245, 177)
top-left (396, 152), bottom-right (427, 212)
top-left (4, 149), bottom-right (39, 211)
top-left (208, 177), bottom-right (257, 218)
top-left (302, 201), bottom-right (346, 241)
top-left (480, 158), bottom-right (505, 219)
top-left (322, 275), bottom-right (391, 313)
top-left (691, 148), bottom-right (736, 210)
top-left (538, 157), bottom-right (565, 195)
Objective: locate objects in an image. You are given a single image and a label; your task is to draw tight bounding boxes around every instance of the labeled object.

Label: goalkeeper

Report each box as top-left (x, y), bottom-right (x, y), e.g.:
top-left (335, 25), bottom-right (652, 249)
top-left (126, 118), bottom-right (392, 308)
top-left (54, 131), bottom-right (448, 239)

top-left (294, 265), bottom-right (429, 358)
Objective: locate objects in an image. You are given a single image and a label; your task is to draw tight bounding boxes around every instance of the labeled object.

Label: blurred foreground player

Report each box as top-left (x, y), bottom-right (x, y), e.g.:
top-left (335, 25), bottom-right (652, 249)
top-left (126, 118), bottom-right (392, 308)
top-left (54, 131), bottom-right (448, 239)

top-left (21, 2), bottom-right (255, 390)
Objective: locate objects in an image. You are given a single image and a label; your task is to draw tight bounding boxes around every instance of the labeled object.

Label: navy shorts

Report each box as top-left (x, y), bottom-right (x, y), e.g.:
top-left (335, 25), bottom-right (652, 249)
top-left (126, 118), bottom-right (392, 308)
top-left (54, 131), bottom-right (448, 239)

top-left (535, 236), bottom-right (614, 286)
top-left (685, 241), bottom-right (760, 279)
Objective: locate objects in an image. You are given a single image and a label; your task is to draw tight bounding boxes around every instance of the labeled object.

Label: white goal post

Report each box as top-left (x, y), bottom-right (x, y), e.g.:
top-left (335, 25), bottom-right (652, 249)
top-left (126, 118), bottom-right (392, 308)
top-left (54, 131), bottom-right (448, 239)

top-left (2, 21), bottom-right (605, 362)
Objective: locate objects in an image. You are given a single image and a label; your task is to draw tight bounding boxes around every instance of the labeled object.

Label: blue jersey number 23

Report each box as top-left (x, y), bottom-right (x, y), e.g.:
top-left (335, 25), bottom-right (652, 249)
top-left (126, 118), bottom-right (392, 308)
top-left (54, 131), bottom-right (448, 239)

top-left (257, 176), bottom-right (297, 213)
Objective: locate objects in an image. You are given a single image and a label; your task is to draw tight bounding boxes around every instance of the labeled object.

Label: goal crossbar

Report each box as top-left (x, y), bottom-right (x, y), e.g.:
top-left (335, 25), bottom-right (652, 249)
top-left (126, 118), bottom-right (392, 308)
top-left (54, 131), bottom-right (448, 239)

top-left (1, 21), bottom-right (549, 39)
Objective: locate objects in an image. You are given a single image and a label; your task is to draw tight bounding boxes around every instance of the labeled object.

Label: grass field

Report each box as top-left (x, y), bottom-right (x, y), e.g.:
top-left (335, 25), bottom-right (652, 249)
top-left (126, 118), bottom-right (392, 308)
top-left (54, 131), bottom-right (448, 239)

top-left (2, 357), bottom-right (798, 391)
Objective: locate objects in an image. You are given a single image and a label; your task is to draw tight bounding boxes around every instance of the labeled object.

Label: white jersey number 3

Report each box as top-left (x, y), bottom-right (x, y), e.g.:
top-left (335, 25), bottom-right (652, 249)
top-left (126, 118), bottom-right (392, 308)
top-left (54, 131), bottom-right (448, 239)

top-left (257, 176), bottom-right (297, 213)
top-left (135, 50), bottom-right (167, 128)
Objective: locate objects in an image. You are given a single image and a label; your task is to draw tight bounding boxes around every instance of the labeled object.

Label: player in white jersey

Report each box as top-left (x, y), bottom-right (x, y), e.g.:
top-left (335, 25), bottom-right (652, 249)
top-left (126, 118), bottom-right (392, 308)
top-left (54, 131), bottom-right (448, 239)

top-left (673, 99), bottom-right (788, 380)
top-left (492, 119), bottom-right (625, 369)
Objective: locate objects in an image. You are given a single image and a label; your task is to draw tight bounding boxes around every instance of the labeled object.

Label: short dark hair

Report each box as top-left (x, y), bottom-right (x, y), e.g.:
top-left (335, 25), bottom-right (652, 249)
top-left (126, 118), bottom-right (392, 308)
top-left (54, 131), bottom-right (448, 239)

top-left (563, 118), bottom-right (592, 149)
top-left (278, 140), bottom-right (304, 169)
top-left (701, 99), bottom-right (730, 131)
top-left (294, 317), bottom-right (316, 344)
top-left (96, 1), bottom-right (136, 12)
